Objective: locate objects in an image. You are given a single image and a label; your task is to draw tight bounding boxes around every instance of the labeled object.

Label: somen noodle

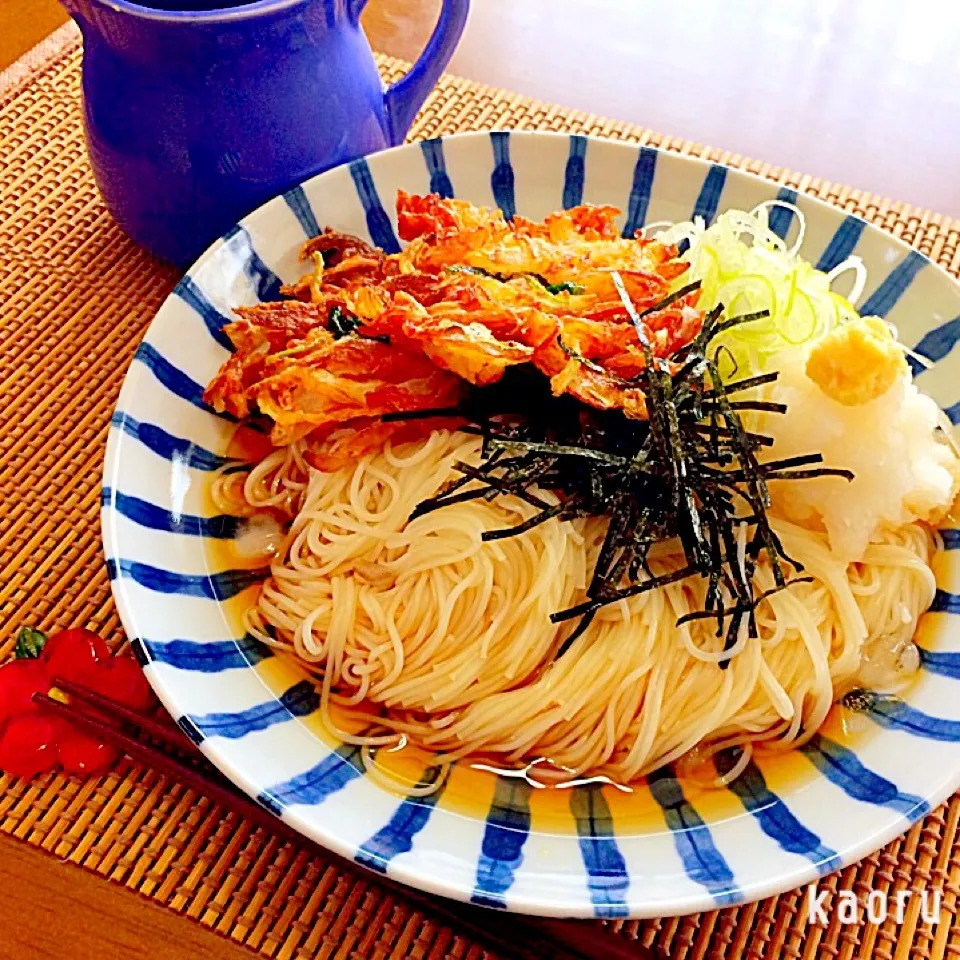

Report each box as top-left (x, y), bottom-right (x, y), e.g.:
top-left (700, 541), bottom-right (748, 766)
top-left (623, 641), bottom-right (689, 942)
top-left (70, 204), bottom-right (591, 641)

top-left (213, 428), bottom-right (936, 786)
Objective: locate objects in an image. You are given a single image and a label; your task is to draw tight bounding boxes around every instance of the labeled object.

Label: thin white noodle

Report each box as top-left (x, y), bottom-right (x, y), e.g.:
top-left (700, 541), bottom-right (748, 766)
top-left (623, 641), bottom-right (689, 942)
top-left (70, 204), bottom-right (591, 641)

top-left (218, 429), bottom-right (939, 790)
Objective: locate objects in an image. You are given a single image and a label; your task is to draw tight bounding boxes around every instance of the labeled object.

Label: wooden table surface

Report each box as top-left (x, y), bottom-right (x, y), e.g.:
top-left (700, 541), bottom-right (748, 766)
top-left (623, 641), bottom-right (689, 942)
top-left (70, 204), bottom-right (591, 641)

top-left (0, 835), bottom-right (258, 960)
top-left (1, 1), bottom-right (959, 957)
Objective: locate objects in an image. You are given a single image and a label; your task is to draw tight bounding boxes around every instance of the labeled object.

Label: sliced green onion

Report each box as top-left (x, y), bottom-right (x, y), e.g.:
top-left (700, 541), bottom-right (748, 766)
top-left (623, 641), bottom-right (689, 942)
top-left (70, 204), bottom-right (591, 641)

top-left (664, 205), bottom-right (892, 377)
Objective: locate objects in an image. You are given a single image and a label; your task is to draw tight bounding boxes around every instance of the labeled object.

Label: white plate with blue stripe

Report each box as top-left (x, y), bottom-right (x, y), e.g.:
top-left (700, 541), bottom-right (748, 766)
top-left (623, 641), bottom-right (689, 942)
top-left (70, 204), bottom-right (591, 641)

top-left (102, 130), bottom-right (960, 919)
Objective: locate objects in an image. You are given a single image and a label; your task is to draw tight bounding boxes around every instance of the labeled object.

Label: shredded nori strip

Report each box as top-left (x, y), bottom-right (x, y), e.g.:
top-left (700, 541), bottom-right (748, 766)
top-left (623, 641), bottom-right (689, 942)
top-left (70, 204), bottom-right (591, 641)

top-left (403, 276), bottom-right (854, 661)
top-left (446, 264), bottom-right (585, 296)
top-left (328, 305), bottom-right (361, 339)
top-left (326, 303), bottom-right (391, 344)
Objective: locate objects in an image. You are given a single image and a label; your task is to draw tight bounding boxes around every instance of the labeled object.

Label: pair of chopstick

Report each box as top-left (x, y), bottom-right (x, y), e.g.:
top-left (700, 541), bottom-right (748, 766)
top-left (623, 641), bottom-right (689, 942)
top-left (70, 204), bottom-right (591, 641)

top-left (35, 680), bottom-right (655, 960)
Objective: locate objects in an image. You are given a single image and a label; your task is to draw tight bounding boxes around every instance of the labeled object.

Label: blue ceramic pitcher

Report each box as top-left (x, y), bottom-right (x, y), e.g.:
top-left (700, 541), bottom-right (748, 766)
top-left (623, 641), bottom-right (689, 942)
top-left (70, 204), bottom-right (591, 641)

top-left (61, 0), bottom-right (470, 265)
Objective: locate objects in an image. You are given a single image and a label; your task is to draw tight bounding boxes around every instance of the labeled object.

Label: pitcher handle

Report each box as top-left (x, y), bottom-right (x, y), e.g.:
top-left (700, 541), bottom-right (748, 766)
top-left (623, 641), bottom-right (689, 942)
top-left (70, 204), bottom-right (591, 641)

top-left (382, 0), bottom-right (471, 146)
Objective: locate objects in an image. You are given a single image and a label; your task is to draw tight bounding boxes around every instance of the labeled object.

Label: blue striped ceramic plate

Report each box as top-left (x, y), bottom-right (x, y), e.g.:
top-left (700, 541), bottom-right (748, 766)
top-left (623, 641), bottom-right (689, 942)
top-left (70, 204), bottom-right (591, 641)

top-left (103, 131), bottom-right (960, 918)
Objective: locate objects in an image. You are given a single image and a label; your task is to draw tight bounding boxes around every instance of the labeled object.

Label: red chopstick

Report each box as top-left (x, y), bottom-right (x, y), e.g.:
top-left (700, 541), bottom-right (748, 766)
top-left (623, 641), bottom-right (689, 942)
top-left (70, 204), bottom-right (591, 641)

top-left (35, 682), bottom-right (656, 960)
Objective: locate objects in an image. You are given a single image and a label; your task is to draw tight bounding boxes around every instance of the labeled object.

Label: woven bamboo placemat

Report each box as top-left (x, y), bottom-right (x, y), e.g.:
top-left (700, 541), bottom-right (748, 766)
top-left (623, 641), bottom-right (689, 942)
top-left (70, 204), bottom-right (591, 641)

top-left (3, 22), bottom-right (960, 960)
